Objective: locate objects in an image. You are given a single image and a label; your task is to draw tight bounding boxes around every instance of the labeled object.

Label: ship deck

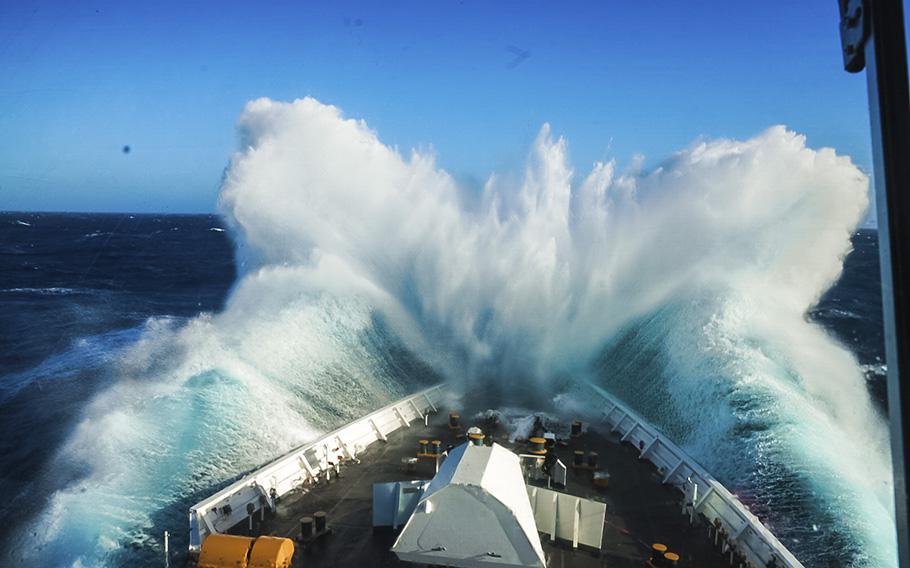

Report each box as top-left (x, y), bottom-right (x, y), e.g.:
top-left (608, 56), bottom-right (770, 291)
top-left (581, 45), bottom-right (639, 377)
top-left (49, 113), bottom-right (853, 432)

top-left (221, 403), bottom-right (730, 567)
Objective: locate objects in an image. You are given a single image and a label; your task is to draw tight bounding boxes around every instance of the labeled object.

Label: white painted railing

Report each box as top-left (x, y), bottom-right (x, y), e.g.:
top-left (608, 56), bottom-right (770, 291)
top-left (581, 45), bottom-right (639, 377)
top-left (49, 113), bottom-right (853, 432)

top-left (188, 383), bottom-right (446, 551)
top-left (586, 383), bottom-right (803, 568)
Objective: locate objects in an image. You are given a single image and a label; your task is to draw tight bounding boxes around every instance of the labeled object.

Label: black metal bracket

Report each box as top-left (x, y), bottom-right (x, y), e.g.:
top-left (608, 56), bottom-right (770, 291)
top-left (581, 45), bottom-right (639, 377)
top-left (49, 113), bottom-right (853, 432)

top-left (839, 0), bottom-right (870, 72)
top-left (842, 0), bottom-right (910, 565)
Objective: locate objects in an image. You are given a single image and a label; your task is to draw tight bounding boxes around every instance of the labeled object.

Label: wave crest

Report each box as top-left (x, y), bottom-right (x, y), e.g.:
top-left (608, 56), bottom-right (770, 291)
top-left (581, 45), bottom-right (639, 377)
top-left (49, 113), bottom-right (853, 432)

top-left (17, 97), bottom-right (890, 566)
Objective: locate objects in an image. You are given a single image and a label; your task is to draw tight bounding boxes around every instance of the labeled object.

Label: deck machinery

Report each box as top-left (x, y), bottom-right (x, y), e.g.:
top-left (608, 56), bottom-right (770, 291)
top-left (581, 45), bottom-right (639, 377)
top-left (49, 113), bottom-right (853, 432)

top-left (187, 384), bottom-right (803, 567)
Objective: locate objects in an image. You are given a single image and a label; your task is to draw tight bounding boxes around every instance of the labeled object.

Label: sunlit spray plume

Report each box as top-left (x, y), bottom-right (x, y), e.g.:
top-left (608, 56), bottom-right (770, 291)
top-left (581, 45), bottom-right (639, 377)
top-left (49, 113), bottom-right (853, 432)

top-left (220, 98), bottom-right (890, 564)
top-left (13, 97), bottom-right (892, 567)
top-left (223, 98), bottom-right (869, 389)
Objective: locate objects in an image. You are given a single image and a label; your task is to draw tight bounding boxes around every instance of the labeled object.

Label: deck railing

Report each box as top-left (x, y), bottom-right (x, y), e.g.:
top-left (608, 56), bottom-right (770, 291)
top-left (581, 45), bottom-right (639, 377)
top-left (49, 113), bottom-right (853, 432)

top-left (188, 383), bottom-right (446, 551)
top-left (586, 383), bottom-right (804, 568)
top-left (188, 380), bottom-right (803, 567)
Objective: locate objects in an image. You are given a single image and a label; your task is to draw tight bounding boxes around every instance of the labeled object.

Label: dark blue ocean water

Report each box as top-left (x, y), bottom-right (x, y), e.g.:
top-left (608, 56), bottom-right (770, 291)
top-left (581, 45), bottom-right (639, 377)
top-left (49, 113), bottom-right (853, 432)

top-left (809, 229), bottom-right (886, 408)
top-left (0, 212), bottom-right (886, 565)
top-left (0, 212), bottom-right (235, 550)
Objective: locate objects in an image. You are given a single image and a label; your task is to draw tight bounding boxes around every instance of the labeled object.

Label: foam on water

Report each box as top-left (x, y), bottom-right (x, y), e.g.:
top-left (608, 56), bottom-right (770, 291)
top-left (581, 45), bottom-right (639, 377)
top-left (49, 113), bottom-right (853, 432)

top-left (0, 287), bottom-right (83, 295)
top-left (11, 97), bottom-right (893, 566)
top-left (10, 293), bottom-right (433, 566)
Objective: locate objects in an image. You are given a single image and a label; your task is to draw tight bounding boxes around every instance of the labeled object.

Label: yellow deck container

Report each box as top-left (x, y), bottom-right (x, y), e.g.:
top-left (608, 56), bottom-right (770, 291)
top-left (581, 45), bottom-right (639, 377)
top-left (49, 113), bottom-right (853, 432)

top-left (198, 534), bottom-right (254, 568)
top-left (248, 536), bottom-right (295, 568)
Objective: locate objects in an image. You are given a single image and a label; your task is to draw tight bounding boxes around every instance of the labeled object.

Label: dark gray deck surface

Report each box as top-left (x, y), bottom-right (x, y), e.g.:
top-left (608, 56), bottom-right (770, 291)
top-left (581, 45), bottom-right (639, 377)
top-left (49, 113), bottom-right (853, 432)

top-left (223, 405), bottom-right (731, 567)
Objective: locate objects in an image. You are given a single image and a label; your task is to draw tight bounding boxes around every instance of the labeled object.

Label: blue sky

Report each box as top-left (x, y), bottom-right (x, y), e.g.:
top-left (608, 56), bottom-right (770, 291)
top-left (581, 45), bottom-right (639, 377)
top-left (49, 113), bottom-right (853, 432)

top-left (0, 1), bottom-right (877, 218)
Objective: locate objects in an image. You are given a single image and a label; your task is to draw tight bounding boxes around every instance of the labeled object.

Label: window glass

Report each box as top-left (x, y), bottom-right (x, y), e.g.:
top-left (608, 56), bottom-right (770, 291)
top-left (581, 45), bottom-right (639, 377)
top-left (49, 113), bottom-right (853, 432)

top-left (0, 3), bottom-right (892, 566)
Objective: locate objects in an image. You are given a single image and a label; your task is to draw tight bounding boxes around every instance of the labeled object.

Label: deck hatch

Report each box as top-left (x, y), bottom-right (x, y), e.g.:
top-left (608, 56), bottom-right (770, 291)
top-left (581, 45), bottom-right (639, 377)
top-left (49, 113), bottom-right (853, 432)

top-left (392, 443), bottom-right (547, 568)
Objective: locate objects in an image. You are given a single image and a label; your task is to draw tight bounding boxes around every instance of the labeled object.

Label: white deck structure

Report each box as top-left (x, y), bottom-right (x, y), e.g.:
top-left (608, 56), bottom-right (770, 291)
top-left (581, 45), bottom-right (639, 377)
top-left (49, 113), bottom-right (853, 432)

top-left (186, 381), bottom-right (804, 568)
top-left (392, 443), bottom-right (547, 568)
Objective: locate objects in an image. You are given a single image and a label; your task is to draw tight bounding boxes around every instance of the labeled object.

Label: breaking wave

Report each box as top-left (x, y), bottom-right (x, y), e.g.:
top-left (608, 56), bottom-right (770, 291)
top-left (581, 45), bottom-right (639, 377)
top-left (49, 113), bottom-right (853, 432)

top-left (10, 98), bottom-right (893, 566)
